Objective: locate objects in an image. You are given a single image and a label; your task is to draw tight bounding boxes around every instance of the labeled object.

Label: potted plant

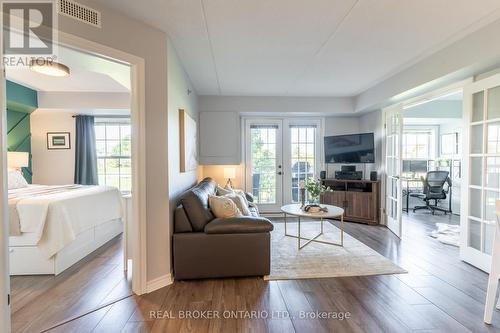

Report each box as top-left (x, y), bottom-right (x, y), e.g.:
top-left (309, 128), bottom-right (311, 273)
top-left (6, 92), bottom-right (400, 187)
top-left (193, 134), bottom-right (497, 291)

top-left (305, 177), bottom-right (332, 205)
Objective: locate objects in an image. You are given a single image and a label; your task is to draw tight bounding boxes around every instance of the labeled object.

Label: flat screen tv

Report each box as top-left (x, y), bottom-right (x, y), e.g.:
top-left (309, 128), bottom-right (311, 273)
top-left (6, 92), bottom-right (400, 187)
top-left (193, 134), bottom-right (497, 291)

top-left (324, 133), bottom-right (375, 164)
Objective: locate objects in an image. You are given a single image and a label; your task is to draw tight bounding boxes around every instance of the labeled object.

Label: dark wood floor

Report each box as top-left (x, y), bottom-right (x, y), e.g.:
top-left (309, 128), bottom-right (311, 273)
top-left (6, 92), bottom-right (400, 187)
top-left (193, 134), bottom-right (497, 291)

top-left (16, 212), bottom-right (500, 332)
top-left (10, 236), bottom-right (132, 333)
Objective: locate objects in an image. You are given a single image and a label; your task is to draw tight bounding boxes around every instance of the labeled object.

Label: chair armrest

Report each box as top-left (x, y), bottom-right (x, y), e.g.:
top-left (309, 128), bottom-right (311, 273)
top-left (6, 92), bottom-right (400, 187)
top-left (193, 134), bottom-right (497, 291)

top-left (204, 217), bottom-right (273, 234)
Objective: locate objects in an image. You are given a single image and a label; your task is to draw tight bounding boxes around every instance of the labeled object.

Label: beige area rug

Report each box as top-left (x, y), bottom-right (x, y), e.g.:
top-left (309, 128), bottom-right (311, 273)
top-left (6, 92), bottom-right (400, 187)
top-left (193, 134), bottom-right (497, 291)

top-left (264, 221), bottom-right (407, 280)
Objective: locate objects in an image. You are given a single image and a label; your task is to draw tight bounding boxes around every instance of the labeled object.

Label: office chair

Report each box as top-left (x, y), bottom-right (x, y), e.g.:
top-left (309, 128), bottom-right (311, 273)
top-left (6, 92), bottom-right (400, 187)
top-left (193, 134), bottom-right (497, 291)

top-left (412, 171), bottom-right (451, 215)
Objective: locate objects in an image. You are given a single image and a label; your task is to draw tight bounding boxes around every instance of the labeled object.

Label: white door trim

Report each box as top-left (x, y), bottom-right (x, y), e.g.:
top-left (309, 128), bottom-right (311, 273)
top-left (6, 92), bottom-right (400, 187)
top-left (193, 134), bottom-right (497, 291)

top-left (0, 56), bottom-right (10, 333)
top-left (56, 31), bottom-right (148, 295)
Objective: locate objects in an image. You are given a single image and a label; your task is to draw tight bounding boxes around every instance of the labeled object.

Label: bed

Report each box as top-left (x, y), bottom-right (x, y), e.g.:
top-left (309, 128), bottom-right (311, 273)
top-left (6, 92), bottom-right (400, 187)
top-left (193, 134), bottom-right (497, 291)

top-left (8, 184), bottom-right (124, 275)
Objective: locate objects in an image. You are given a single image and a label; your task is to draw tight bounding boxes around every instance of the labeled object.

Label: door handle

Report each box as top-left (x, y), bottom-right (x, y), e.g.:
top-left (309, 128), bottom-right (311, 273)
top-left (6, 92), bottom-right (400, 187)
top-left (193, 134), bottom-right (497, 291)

top-left (277, 171), bottom-right (283, 175)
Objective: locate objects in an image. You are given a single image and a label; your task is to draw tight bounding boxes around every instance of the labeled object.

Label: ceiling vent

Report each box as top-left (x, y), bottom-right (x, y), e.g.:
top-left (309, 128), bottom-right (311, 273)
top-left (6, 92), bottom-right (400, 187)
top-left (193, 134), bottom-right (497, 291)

top-left (57, 0), bottom-right (101, 28)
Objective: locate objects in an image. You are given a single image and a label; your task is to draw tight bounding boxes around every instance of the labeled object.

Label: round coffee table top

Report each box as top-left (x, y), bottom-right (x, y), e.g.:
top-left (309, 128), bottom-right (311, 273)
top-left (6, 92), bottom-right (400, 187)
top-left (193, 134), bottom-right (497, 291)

top-left (281, 203), bottom-right (344, 219)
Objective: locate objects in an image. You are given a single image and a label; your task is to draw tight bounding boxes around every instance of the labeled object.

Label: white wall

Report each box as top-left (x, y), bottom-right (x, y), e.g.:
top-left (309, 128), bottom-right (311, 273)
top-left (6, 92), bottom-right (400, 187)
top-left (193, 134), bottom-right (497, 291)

top-left (59, 0), bottom-right (170, 283)
top-left (30, 110), bottom-right (75, 185)
top-left (167, 39), bottom-right (199, 234)
top-left (38, 92), bottom-right (130, 110)
top-left (199, 95), bottom-right (354, 115)
top-left (324, 117), bottom-right (359, 136)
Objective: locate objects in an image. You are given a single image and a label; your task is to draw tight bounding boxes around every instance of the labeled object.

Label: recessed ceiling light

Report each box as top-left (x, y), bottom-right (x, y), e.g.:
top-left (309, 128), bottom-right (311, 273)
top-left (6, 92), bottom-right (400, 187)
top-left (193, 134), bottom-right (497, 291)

top-left (29, 60), bottom-right (70, 77)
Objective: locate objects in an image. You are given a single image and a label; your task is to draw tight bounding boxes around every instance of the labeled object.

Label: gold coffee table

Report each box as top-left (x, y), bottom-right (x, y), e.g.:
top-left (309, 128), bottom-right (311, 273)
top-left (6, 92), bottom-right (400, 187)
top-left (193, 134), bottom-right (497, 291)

top-left (280, 203), bottom-right (344, 250)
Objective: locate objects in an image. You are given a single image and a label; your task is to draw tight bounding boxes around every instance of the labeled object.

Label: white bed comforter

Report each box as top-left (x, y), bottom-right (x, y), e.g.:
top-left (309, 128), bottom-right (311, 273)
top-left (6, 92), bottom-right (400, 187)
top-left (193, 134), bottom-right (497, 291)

top-left (9, 185), bottom-right (123, 258)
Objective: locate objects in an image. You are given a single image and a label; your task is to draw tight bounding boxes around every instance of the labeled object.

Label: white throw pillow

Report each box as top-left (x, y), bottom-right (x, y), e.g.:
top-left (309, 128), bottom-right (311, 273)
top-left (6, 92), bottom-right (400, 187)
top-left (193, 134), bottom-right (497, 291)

top-left (216, 185), bottom-right (234, 196)
top-left (225, 194), bottom-right (251, 216)
top-left (233, 189), bottom-right (249, 207)
top-left (8, 170), bottom-right (28, 190)
top-left (209, 194), bottom-right (242, 218)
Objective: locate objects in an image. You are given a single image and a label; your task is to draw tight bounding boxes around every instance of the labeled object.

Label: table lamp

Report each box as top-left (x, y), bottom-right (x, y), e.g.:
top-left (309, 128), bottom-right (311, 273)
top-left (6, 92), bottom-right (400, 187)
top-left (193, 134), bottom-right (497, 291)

top-left (224, 167), bottom-right (236, 189)
top-left (8, 152), bottom-right (29, 170)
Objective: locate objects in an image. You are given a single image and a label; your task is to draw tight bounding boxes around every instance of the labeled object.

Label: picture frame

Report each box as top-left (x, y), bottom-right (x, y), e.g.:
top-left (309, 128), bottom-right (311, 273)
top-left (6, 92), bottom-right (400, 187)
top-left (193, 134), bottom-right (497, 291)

top-left (47, 132), bottom-right (71, 150)
top-left (179, 109), bottom-right (198, 172)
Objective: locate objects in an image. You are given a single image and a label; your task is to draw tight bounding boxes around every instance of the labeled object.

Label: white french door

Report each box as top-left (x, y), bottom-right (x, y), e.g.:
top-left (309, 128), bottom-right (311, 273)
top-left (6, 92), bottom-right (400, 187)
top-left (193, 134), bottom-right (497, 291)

top-left (245, 119), bottom-right (284, 212)
top-left (384, 104), bottom-right (404, 238)
top-left (283, 119), bottom-right (322, 205)
top-left (245, 118), bottom-right (322, 213)
top-left (461, 72), bottom-right (500, 272)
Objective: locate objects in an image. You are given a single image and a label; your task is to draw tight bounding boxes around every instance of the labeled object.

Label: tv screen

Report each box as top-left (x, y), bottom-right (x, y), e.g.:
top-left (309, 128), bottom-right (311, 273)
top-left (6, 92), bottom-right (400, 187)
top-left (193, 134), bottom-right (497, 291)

top-left (324, 133), bottom-right (375, 163)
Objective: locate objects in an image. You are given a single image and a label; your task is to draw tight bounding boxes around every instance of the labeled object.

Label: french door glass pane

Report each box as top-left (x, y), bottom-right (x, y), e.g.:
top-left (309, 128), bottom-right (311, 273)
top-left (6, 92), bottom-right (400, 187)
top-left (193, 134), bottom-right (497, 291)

top-left (472, 91), bottom-right (484, 122)
top-left (484, 190), bottom-right (499, 222)
top-left (487, 86), bottom-right (500, 120)
top-left (487, 121), bottom-right (500, 154)
top-left (290, 125), bottom-right (316, 203)
top-left (470, 124), bottom-right (483, 154)
top-left (469, 188), bottom-right (482, 219)
top-left (484, 223), bottom-right (495, 255)
top-left (486, 157), bottom-right (500, 188)
top-left (470, 157), bottom-right (482, 186)
top-left (250, 126), bottom-right (277, 204)
top-left (468, 219), bottom-right (481, 250)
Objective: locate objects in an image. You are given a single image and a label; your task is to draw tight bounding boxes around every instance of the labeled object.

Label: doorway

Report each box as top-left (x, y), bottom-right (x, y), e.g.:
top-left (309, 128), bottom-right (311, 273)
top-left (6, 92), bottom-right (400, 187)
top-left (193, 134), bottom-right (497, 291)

top-left (383, 86), bottom-right (465, 239)
top-left (1, 32), bottom-right (147, 332)
top-left (244, 118), bottom-right (323, 213)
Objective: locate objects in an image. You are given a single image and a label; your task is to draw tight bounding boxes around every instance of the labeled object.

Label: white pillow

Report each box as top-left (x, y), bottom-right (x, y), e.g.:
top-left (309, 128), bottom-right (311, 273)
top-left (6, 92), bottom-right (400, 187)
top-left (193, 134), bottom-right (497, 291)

top-left (209, 194), bottom-right (242, 218)
top-left (225, 194), bottom-right (251, 216)
top-left (8, 170), bottom-right (28, 190)
top-left (217, 185), bottom-right (234, 196)
top-left (233, 189), bottom-right (249, 207)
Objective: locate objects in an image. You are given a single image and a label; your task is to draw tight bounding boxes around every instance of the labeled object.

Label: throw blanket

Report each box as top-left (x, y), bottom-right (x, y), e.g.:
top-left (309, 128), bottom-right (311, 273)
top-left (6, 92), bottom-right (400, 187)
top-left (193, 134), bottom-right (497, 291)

top-left (9, 185), bottom-right (83, 236)
top-left (9, 185), bottom-right (123, 258)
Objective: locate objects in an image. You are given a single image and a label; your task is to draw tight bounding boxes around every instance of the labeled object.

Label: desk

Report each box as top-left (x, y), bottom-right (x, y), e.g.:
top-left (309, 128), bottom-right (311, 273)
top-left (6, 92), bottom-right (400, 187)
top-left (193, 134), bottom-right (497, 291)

top-left (402, 178), bottom-right (422, 213)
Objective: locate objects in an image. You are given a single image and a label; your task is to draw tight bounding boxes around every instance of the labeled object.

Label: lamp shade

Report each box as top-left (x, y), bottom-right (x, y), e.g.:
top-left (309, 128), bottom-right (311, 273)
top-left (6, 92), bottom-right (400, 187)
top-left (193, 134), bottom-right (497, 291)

top-left (8, 152), bottom-right (29, 168)
top-left (224, 167), bottom-right (236, 179)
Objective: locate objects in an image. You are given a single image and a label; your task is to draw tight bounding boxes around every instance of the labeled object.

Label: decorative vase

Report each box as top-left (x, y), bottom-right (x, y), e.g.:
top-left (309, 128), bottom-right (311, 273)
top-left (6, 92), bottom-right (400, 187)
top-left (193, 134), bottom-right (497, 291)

top-left (308, 196), bottom-right (320, 205)
top-left (300, 188), bottom-right (306, 208)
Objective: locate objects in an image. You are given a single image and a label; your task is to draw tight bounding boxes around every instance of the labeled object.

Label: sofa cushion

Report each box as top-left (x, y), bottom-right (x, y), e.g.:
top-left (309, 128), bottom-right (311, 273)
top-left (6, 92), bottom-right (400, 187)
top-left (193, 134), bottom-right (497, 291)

top-left (204, 217), bottom-right (274, 234)
top-left (180, 178), bottom-right (217, 231)
top-left (174, 205), bottom-right (193, 233)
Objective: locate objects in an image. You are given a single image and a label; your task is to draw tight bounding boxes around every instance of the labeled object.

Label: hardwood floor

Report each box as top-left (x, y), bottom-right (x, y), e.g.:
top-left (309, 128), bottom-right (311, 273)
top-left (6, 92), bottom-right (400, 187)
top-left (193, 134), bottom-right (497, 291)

top-left (10, 235), bottom-right (132, 333)
top-left (18, 212), bottom-right (500, 332)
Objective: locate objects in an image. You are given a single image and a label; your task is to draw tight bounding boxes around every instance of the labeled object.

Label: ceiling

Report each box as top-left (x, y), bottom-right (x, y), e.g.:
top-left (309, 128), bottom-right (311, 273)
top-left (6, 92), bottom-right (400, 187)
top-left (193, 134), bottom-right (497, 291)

top-left (6, 44), bottom-right (130, 93)
top-left (98, 0), bottom-right (500, 96)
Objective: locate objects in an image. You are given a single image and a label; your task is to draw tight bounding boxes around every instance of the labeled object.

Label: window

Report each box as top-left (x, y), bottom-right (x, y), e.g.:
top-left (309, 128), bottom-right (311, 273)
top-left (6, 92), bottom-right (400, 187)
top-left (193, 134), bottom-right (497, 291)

top-left (95, 119), bottom-right (131, 193)
top-left (403, 131), bottom-right (434, 159)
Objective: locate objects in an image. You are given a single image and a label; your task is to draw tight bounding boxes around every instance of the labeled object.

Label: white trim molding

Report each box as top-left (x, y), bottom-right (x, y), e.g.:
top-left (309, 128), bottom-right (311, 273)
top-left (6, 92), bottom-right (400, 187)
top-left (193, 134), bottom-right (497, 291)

top-left (146, 273), bottom-right (173, 293)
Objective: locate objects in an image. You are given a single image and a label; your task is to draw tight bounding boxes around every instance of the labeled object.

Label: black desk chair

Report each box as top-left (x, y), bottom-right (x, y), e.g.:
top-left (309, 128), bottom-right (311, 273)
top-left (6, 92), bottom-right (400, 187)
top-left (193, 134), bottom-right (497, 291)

top-left (411, 171), bottom-right (451, 215)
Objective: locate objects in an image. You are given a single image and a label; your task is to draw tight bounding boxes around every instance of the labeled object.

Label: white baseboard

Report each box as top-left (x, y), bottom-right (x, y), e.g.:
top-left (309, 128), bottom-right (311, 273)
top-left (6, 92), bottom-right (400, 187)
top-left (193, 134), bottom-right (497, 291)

top-left (146, 273), bottom-right (173, 293)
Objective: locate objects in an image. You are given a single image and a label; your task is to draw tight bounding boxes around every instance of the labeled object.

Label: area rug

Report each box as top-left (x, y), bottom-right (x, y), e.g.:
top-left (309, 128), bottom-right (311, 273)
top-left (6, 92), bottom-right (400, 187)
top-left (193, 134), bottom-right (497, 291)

top-left (430, 223), bottom-right (460, 247)
top-left (264, 221), bottom-right (407, 280)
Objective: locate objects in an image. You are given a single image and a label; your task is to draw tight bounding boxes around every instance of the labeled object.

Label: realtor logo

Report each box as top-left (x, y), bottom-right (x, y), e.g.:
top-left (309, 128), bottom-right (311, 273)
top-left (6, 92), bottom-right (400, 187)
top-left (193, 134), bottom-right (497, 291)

top-left (2, 1), bottom-right (56, 56)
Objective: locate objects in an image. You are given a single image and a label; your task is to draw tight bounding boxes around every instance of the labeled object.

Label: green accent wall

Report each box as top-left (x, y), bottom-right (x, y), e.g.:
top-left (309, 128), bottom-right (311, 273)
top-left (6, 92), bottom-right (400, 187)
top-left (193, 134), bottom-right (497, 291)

top-left (6, 81), bottom-right (38, 183)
